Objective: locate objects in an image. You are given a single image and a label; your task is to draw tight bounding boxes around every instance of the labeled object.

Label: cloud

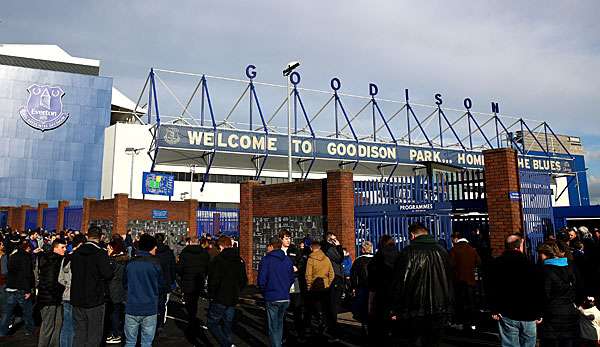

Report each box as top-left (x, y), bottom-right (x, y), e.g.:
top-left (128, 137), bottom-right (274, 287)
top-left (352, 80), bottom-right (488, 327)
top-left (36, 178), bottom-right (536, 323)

top-left (589, 175), bottom-right (600, 205)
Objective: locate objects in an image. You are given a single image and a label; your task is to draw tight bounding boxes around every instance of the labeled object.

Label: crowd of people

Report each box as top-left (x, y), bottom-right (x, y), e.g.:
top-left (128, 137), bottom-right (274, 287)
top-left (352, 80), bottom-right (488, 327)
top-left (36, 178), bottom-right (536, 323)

top-left (1, 223), bottom-right (600, 347)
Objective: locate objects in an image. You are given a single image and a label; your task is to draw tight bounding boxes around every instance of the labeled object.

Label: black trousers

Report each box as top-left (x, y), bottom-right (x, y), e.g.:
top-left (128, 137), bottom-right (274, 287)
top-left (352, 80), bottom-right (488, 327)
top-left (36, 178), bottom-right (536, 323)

top-left (407, 315), bottom-right (445, 347)
top-left (454, 282), bottom-right (476, 326)
top-left (73, 304), bottom-right (105, 347)
top-left (327, 276), bottom-right (344, 335)
top-left (184, 293), bottom-right (200, 325)
top-left (284, 292), bottom-right (304, 337)
top-left (304, 290), bottom-right (329, 333)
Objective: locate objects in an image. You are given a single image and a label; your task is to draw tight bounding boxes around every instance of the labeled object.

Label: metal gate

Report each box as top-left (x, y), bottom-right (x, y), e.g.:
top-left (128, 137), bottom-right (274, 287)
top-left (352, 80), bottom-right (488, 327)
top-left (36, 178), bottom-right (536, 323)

top-left (25, 209), bottom-right (37, 231)
top-left (354, 175), bottom-right (454, 252)
top-left (64, 206), bottom-right (83, 231)
top-left (197, 208), bottom-right (239, 238)
top-left (43, 208), bottom-right (58, 231)
top-left (520, 170), bottom-right (554, 260)
top-left (0, 210), bottom-right (7, 228)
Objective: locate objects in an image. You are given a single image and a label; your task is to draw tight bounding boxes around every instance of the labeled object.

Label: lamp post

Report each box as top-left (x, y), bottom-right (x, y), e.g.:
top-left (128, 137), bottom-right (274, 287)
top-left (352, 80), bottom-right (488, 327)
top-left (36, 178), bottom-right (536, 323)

top-left (125, 147), bottom-right (145, 198)
top-left (283, 61), bottom-right (300, 182)
top-left (189, 164), bottom-right (197, 199)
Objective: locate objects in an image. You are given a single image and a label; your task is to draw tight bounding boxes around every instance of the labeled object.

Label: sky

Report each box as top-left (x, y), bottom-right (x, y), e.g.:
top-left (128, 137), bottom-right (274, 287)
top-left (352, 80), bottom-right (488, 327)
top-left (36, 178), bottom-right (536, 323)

top-left (2, 0), bottom-right (599, 202)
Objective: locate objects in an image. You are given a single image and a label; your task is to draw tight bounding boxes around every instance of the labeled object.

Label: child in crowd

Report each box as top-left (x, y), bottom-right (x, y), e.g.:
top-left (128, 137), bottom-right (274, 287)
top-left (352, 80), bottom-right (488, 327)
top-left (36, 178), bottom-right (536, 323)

top-left (578, 296), bottom-right (600, 346)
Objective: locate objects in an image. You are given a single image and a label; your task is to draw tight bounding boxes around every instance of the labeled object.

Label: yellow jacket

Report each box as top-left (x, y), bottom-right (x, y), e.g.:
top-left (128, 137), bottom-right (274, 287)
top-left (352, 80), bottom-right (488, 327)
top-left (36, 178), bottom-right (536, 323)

top-left (305, 249), bottom-right (335, 291)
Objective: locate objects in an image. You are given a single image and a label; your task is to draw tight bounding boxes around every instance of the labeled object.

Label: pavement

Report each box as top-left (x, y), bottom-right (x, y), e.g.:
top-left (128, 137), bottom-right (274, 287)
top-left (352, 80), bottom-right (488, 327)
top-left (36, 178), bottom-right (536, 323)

top-left (0, 289), bottom-right (501, 347)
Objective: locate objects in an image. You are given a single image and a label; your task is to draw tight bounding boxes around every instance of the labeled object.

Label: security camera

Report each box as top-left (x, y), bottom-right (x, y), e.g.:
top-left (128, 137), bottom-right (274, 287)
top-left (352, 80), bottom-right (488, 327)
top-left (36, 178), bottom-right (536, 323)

top-left (283, 61), bottom-right (301, 76)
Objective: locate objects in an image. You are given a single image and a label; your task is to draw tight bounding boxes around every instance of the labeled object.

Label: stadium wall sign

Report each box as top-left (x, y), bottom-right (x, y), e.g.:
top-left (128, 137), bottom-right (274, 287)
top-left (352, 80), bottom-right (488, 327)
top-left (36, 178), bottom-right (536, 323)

top-left (19, 84), bottom-right (69, 131)
top-left (158, 124), bottom-right (572, 173)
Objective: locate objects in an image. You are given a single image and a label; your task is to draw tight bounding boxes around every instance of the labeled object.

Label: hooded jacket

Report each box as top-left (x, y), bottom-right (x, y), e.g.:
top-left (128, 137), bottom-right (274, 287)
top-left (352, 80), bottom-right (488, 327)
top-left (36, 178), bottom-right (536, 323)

top-left (207, 247), bottom-right (247, 306)
top-left (156, 243), bottom-right (176, 294)
top-left (258, 249), bottom-right (294, 302)
top-left (37, 251), bottom-right (64, 307)
top-left (177, 244), bottom-right (210, 294)
top-left (107, 252), bottom-right (128, 304)
top-left (6, 248), bottom-right (35, 293)
top-left (391, 234), bottom-right (454, 319)
top-left (486, 250), bottom-right (543, 321)
top-left (124, 251), bottom-right (162, 316)
top-left (305, 249), bottom-right (335, 291)
top-left (70, 241), bottom-right (114, 308)
top-left (540, 257), bottom-right (579, 339)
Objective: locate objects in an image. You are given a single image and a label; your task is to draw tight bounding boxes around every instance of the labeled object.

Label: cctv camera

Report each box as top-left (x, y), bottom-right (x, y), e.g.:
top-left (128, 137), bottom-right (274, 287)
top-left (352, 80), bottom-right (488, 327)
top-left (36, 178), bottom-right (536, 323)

top-left (283, 61), bottom-right (301, 76)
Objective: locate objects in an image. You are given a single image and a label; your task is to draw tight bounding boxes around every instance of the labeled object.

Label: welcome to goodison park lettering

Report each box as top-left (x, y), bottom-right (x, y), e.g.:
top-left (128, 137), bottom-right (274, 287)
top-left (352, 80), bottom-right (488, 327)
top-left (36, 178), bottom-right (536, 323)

top-left (158, 125), bottom-right (572, 173)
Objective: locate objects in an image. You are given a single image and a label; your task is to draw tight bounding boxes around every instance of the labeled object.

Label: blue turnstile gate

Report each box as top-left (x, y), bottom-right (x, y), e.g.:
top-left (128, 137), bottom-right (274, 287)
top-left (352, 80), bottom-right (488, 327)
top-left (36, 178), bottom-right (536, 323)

top-left (197, 208), bottom-right (240, 238)
top-left (0, 210), bottom-right (7, 229)
top-left (354, 171), bottom-right (488, 253)
top-left (43, 208), bottom-right (58, 231)
top-left (520, 170), bottom-right (554, 260)
top-left (354, 175), bottom-right (454, 252)
top-left (25, 209), bottom-right (38, 231)
top-left (64, 206), bottom-right (83, 231)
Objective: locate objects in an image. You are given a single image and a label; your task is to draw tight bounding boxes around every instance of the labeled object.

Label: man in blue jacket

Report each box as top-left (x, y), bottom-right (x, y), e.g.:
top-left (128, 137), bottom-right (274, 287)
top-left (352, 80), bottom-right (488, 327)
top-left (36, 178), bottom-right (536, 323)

top-left (258, 236), bottom-right (295, 347)
top-left (124, 234), bottom-right (163, 347)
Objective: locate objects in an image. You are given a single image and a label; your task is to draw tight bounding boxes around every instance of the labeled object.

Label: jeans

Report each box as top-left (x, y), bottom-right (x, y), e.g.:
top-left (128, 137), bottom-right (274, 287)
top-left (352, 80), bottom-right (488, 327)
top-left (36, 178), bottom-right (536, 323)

top-left (124, 314), bottom-right (157, 347)
top-left (60, 302), bottom-right (73, 347)
top-left (207, 302), bottom-right (235, 347)
top-left (39, 305), bottom-right (63, 347)
top-left (73, 304), bottom-right (105, 347)
top-left (0, 290), bottom-right (35, 336)
top-left (498, 317), bottom-right (536, 347)
top-left (266, 301), bottom-right (290, 347)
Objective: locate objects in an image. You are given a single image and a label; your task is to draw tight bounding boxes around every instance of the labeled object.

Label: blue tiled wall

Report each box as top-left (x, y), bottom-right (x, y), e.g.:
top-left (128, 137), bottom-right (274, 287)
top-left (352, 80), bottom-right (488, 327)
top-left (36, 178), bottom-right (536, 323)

top-left (0, 65), bottom-right (112, 206)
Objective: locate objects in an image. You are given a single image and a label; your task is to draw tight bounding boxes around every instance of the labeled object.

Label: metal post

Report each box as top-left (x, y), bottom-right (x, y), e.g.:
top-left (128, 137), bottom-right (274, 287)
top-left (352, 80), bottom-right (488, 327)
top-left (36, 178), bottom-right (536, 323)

top-left (190, 165), bottom-right (196, 199)
top-left (129, 154), bottom-right (135, 198)
top-left (287, 77), bottom-right (293, 182)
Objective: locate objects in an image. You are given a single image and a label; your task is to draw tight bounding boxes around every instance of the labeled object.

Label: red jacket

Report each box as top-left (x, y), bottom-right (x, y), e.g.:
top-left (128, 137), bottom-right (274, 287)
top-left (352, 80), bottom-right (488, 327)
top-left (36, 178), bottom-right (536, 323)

top-left (448, 240), bottom-right (481, 286)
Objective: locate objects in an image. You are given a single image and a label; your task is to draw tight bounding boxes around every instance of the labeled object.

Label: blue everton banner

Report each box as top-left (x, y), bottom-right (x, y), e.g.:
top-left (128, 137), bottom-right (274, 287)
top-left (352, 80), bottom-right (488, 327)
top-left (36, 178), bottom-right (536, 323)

top-left (157, 124), bottom-right (572, 173)
top-left (142, 172), bottom-right (175, 196)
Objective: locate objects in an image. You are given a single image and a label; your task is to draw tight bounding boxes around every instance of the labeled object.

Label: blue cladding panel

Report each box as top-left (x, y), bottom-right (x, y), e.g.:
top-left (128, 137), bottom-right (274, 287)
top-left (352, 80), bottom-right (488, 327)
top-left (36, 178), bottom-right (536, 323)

top-left (42, 208), bottom-right (58, 230)
top-left (25, 209), bottom-right (37, 230)
top-left (64, 206), bottom-right (83, 231)
top-left (0, 65), bottom-right (112, 207)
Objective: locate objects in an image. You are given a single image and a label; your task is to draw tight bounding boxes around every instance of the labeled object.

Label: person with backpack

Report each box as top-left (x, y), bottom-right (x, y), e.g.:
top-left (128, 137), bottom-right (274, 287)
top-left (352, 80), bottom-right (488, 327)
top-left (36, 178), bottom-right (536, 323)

top-left (37, 239), bottom-right (67, 347)
top-left (105, 237), bottom-right (128, 344)
top-left (57, 233), bottom-right (86, 347)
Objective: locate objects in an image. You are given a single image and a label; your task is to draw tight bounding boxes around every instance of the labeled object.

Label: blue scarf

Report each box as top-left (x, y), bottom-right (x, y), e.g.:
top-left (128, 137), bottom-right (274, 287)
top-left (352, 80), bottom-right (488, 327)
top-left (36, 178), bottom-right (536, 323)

top-left (544, 257), bottom-right (568, 267)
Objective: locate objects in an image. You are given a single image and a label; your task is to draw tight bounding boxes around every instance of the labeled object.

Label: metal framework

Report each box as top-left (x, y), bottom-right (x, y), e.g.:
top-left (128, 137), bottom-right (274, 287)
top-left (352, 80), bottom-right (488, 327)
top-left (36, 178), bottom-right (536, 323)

top-left (136, 66), bottom-right (576, 194)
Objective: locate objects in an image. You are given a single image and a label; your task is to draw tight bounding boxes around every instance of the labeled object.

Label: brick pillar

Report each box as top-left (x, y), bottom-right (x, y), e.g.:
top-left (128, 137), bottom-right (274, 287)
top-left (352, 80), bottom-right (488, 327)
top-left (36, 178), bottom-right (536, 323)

top-left (483, 148), bottom-right (523, 257)
top-left (239, 180), bottom-right (260, 284)
top-left (13, 205), bottom-right (31, 232)
top-left (213, 213), bottom-right (221, 235)
top-left (113, 194), bottom-right (129, 237)
top-left (37, 203), bottom-right (48, 229)
top-left (7, 207), bottom-right (17, 230)
top-left (56, 200), bottom-right (69, 232)
top-left (81, 198), bottom-right (96, 232)
top-left (326, 170), bottom-right (356, 260)
top-left (185, 199), bottom-right (198, 238)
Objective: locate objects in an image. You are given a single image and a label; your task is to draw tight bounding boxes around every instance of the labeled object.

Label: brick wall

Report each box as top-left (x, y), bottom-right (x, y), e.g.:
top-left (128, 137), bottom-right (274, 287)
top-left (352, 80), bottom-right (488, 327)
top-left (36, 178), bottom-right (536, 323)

top-left (483, 148), bottom-right (523, 257)
top-left (239, 170), bottom-right (355, 283)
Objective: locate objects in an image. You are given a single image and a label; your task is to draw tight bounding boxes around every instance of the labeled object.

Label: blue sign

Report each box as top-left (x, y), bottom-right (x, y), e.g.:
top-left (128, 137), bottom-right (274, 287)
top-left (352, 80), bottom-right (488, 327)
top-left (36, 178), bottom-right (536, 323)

top-left (157, 124), bottom-right (573, 173)
top-left (19, 84), bottom-right (69, 131)
top-left (509, 192), bottom-right (521, 201)
top-left (142, 172), bottom-right (175, 196)
top-left (152, 209), bottom-right (168, 219)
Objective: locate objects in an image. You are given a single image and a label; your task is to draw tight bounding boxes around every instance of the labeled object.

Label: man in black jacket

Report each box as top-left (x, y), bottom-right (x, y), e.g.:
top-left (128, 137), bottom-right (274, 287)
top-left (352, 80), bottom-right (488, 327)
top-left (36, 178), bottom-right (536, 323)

top-left (486, 234), bottom-right (543, 347)
top-left (207, 235), bottom-right (247, 347)
top-left (391, 223), bottom-right (453, 347)
top-left (0, 240), bottom-right (35, 336)
top-left (154, 233), bottom-right (176, 334)
top-left (70, 226), bottom-right (114, 347)
top-left (37, 239), bottom-right (67, 346)
top-left (177, 236), bottom-right (210, 329)
top-left (322, 232), bottom-right (344, 341)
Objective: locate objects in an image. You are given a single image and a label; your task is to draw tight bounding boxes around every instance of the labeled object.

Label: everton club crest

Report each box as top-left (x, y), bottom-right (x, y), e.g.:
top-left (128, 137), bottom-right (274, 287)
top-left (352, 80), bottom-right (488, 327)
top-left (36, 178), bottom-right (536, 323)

top-left (19, 84), bottom-right (69, 131)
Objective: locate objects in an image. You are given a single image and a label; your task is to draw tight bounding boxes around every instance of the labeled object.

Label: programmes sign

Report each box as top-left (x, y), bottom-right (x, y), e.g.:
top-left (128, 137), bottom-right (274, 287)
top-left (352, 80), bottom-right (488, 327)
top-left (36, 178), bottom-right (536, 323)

top-left (142, 172), bottom-right (175, 196)
top-left (157, 124), bottom-right (573, 173)
top-left (19, 84), bottom-right (69, 131)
